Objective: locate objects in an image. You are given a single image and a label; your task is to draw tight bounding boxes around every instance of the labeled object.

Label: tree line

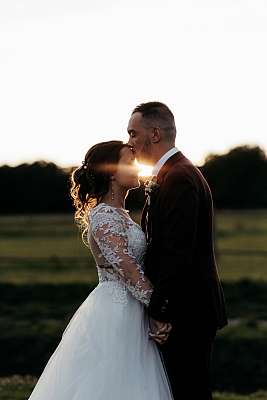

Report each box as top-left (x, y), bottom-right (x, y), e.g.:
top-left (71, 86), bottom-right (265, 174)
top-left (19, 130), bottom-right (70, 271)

top-left (1, 145), bottom-right (266, 214)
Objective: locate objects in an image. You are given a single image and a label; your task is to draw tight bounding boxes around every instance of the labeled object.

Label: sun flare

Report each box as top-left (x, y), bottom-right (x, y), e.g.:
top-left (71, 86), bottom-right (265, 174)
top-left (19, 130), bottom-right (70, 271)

top-left (135, 161), bottom-right (153, 177)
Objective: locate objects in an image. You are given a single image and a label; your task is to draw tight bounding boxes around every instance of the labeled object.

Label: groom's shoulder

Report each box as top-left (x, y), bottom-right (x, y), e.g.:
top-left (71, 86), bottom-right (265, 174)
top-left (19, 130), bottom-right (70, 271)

top-left (161, 154), bottom-right (212, 198)
top-left (164, 153), bottom-right (202, 186)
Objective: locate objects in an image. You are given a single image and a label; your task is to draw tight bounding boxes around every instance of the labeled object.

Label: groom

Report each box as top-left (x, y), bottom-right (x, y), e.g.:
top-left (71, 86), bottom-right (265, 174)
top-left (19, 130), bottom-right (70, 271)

top-left (127, 102), bottom-right (228, 400)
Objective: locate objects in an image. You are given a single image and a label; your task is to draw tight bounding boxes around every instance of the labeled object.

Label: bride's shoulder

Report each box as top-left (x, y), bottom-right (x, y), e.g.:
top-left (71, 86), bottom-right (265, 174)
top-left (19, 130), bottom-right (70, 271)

top-left (89, 202), bottom-right (113, 215)
top-left (88, 203), bottom-right (123, 223)
top-left (90, 202), bottom-right (111, 213)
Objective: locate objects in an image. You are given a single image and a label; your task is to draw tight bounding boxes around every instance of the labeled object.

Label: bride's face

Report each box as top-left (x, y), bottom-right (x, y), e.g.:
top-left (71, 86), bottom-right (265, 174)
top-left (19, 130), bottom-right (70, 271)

top-left (114, 146), bottom-right (140, 190)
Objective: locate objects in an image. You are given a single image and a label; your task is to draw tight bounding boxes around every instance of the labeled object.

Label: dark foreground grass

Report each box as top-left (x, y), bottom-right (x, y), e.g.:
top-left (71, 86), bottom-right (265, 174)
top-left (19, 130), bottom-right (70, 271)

top-left (0, 376), bottom-right (37, 400)
top-left (1, 282), bottom-right (267, 392)
top-left (0, 376), bottom-right (267, 400)
top-left (2, 279), bottom-right (267, 323)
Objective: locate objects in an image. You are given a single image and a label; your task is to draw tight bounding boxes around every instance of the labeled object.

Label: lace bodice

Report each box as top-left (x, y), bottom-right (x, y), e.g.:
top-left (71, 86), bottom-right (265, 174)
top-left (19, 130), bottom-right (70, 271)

top-left (88, 203), bottom-right (153, 306)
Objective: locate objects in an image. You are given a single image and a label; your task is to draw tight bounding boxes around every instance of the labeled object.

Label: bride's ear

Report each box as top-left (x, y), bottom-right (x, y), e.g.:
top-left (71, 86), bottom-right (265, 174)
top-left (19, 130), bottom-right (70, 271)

top-left (110, 175), bottom-right (116, 187)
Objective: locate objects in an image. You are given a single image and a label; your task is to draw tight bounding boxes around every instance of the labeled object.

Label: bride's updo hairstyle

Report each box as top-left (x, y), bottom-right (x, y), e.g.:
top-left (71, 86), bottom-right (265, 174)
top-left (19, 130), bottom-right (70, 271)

top-left (70, 140), bottom-right (132, 242)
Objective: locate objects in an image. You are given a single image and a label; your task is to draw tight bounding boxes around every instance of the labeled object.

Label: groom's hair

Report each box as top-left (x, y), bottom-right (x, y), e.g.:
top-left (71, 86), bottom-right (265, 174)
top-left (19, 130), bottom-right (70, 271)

top-left (132, 101), bottom-right (176, 143)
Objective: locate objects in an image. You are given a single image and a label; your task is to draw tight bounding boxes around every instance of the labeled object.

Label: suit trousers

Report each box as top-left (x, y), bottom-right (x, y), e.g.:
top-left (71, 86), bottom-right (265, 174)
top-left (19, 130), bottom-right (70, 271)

top-left (158, 323), bottom-right (217, 400)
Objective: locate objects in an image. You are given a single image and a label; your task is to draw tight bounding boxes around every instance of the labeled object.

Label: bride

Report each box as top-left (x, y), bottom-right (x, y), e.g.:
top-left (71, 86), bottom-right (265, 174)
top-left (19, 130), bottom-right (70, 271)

top-left (27, 140), bottom-right (173, 399)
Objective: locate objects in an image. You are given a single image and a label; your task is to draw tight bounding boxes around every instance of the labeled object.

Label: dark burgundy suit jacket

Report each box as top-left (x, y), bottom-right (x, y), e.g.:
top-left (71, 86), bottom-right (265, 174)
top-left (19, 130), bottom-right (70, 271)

top-left (141, 151), bottom-right (228, 332)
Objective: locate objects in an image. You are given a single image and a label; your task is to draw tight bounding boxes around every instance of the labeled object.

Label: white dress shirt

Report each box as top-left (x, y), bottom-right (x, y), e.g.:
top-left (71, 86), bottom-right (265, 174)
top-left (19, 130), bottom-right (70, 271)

top-left (152, 147), bottom-right (179, 177)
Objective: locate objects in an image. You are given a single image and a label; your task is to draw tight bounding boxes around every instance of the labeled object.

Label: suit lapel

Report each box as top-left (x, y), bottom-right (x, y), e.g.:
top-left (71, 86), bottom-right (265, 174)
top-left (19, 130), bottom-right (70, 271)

top-left (141, 151), bottom-right (186, 244)
top-left (141, 151), bottom-right (186, 242)
top-left (141, 198), bottom-right (149, 233)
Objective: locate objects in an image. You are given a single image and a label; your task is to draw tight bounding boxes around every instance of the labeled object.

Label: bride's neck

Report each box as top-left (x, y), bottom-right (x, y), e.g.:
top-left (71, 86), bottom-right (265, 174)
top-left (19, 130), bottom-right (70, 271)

top-left (101, 186), bottom-right (127, 209)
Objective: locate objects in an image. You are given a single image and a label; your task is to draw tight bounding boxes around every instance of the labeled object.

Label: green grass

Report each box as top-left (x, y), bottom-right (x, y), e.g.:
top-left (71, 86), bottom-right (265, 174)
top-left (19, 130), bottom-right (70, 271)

top-left (0, 257), bottom-right (98, 284)
top-left (214, 392), bottom-right (267, 400)
top-left (0, 376), bottom-right (37, 400)
top-left (0, 214), bottom-right (89, 258)
top-left (0, 376), bottom-right (267, 400)
top-left (0, 210), bottom-right (267, 284)
top-left (217, 255), bottom-right (267, 281)
top-left (0, 213), bottom-right (98, 284)
top-left (215, 210), bottom-right (267, 282)
top-left (215, 210), bottom-right (267, 237)
top-left (215, 210), bottom-right (267, 250)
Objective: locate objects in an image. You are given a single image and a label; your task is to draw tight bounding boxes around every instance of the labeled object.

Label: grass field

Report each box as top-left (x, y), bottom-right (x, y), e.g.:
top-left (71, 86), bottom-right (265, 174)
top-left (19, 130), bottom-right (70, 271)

top-left (1, 210), bottom-right (267, 399)
top-left (0, 210), bottom-right (267, 284)
top-left (215, 210), bottom-right (267, 281)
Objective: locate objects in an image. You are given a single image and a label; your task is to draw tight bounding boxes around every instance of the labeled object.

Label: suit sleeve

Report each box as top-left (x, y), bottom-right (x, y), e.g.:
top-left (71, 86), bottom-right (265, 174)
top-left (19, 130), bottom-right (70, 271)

top-left (147, 174), bottom-right (199, 322)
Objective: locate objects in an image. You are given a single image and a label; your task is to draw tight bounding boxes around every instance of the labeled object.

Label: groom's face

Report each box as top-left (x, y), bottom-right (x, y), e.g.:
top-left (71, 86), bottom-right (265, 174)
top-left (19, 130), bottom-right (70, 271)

top-left (127, 112), bottom-right (153, 164)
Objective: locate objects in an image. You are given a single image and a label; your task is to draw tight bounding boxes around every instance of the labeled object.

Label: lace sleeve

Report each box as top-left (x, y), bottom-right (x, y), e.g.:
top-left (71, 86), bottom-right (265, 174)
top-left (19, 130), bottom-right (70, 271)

top-left (89, 206), bottom-right (153, 306)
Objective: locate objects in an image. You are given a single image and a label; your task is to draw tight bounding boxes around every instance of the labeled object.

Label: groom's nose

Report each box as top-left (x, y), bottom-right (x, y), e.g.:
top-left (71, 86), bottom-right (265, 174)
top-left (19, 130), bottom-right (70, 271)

top-left (127, 137), bottom-right (135, 149)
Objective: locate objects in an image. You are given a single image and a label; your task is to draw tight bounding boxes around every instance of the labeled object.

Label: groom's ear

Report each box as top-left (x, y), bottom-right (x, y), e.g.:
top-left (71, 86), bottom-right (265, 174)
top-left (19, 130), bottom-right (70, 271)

top-left (151, 127), bottom-right (161, 144)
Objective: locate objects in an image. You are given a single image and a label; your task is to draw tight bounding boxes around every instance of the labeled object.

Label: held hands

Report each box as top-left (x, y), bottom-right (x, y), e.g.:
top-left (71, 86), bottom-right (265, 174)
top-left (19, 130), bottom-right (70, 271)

top-left (148, 317), bottom-right (172, 345)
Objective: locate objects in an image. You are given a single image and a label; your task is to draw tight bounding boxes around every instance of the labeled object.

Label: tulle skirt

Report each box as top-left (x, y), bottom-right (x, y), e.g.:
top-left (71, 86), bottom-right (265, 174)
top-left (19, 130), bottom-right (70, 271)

top-left (27, 281), bottom-right (173, 399)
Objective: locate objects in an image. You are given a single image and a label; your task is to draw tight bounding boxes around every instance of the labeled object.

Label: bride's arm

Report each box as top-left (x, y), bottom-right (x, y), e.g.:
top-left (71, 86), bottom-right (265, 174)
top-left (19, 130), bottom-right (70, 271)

top-left (89, 207), bottom-right (153, 306)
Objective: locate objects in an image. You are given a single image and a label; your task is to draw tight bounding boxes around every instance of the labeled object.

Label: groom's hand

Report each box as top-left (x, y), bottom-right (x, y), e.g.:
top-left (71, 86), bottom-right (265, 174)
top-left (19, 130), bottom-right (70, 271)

top-left (148, 317), bottom-right (172, 345)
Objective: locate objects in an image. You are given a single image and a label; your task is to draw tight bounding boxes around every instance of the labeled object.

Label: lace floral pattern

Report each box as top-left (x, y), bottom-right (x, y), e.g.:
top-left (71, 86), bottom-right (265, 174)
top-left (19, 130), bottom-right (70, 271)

top-left (88, 203), bottom-right (153, 306)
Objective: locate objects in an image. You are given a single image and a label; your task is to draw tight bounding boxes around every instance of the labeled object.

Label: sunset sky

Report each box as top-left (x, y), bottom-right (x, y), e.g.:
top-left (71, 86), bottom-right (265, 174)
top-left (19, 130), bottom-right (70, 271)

top-left (1, 0), bottom-right (267, 168)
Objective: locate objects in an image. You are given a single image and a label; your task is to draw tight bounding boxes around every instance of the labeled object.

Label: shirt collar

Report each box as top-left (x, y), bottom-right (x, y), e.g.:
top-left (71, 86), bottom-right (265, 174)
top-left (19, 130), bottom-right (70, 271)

top-left (152, 147), bottom-right (179, 177)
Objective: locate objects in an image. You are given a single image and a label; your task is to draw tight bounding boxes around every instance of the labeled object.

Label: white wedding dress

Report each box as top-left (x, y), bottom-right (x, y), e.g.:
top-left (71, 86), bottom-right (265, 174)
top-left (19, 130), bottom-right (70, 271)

top-left (28, 203), bottom-right (173, 400)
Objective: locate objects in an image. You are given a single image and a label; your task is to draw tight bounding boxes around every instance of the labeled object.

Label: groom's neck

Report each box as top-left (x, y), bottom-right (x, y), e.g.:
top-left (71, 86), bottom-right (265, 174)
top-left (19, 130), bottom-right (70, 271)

top-left (151, 143), bottom-right (175, 165)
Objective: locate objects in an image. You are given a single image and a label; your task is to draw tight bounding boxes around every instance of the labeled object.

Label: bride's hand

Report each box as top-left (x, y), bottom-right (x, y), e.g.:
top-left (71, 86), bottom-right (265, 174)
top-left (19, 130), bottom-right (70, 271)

top-left (148, 317), bottom-right (172, 345)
